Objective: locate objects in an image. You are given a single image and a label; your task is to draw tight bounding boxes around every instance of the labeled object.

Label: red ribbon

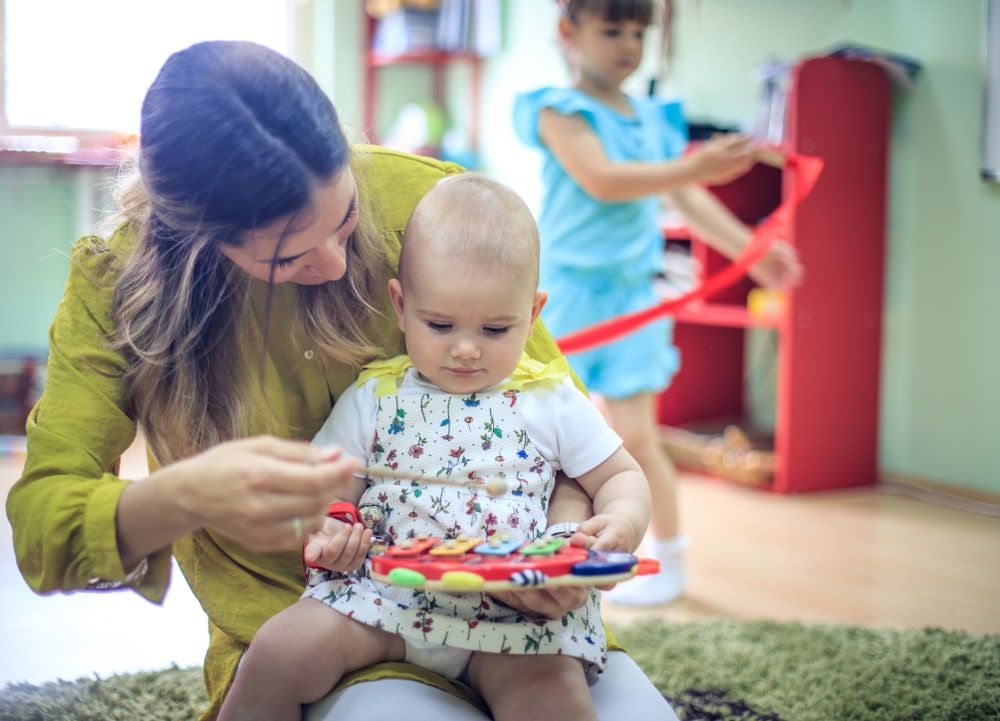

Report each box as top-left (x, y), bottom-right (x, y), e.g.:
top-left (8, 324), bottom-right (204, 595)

top-left (555, 152), bottom-right (824, 355)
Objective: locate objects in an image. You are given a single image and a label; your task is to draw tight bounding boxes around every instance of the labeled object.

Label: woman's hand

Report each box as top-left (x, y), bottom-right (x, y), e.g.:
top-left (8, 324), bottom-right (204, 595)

top-left (303, 518), bottom-right (372, 572)
top-left (749, 240), bottom-right (804, 290)
top-left (167, 435), bottom-right (361, 553)
top-left (491, 586), bottom-right (589, 620)
top-left (690, 134), bottom-right (756, 186)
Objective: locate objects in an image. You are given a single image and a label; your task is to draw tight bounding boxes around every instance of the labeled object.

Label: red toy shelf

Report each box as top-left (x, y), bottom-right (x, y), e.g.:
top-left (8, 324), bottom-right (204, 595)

top-left (362, 6), bottom-right (483, 153)
top-left (658, 55), bottom-right (890, 493)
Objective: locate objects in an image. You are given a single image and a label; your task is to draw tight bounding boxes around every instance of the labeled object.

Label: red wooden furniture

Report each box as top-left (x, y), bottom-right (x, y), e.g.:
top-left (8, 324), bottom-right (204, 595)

top-left (362, 8), bottom-right (483, 155)
top-left (658, 55), bottom-right (891, 493)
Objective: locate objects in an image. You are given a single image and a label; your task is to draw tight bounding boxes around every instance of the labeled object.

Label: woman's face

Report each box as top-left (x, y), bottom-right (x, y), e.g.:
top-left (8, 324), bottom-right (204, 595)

top-left (219, 168), bottom-right (360, 285)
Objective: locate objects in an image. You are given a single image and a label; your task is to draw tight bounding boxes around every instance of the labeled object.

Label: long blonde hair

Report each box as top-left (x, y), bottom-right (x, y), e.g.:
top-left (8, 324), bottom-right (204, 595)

top-left (108, 41), bottom-right (389, 464)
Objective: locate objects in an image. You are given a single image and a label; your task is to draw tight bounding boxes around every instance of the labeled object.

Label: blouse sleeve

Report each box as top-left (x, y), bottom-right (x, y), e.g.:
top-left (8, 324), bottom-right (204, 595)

top-left (5, 232), bottom-right (173, 603)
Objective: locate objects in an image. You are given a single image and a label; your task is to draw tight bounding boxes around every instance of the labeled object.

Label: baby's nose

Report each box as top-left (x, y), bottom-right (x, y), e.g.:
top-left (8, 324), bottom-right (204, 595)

top-left (452, 338), bottom-right (481, 360)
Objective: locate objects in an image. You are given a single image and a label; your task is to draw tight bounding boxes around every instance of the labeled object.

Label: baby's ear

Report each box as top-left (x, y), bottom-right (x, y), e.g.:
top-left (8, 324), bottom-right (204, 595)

top-left (388, 278), bottom-right (406, 331)
top-left (530, 290), bottom-right (548, 328)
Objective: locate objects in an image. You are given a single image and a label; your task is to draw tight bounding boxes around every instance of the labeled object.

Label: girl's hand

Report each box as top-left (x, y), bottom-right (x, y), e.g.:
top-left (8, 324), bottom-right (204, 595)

top-left (168, 435), bottom-right (361, 553)
top-left (749, 240), bottom-right (804, 290)
top-left (303, 518), bottom-right (372, 573)
top-left (690, 134), bottom-right (756, 186)
top-left (491, 586), bottom-right (589, 620)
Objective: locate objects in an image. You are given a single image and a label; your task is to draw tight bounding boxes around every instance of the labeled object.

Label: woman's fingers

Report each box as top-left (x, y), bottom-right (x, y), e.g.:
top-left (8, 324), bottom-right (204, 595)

top-left (241, 435), bottom-right (343, 464)
top-left (181, 436), bottom-right (363, 552)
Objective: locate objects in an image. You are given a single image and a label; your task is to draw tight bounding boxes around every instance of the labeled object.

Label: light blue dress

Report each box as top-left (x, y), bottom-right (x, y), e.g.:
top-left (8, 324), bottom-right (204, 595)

top-left (513, 87), bottom-right (688, 398)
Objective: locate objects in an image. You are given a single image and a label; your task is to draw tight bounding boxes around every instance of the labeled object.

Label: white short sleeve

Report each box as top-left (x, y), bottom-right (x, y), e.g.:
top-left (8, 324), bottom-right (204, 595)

top-left (311, 379), bottom-right (377, 465)
top-left (522, 378), bottom-right (623, 479)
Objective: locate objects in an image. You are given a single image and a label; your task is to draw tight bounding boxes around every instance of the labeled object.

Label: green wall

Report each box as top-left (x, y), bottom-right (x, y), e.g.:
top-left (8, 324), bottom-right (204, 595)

top-left (0, 166), bottom-right (81, 353)
top-left (664, 0), bottom-right (1000, 494)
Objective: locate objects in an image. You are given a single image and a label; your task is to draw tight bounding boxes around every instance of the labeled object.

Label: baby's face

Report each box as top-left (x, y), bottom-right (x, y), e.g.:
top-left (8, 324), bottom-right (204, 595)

top-left (389, 257), bottom-right (546, 395)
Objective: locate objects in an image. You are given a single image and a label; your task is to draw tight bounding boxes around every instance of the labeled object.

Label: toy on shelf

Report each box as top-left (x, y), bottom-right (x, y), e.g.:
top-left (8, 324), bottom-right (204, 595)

top-left (305, 500), bottom-right (660, 592)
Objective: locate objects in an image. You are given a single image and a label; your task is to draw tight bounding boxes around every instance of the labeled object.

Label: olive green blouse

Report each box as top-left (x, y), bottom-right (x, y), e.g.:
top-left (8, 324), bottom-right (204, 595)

top-left (5, 146), bottom-right (616, 720)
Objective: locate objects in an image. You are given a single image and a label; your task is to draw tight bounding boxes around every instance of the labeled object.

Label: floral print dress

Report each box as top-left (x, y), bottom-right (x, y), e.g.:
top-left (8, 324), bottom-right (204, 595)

top-left (303, 355), bottom-right (608, 672)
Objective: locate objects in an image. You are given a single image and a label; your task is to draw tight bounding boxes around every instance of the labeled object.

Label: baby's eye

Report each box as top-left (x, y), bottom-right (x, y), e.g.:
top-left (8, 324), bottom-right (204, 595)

top-left (274, 257), bottom-right (298, 269)
top-left (484, 326), bottom-right (510, 336)
top-left (427, 321), bottom-right (452, 332)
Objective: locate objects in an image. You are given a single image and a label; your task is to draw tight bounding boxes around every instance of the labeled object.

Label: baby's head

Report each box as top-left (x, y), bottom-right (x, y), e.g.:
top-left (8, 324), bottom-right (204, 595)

top-left (390, 174), bottom-right (547, 394)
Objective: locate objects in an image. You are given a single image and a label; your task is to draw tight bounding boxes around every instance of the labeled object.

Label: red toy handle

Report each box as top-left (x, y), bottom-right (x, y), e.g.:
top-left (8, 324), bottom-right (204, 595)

top-left (325, 500), bottom-right (361, 525)
top-left (302, 501), bottom-right (362, 576)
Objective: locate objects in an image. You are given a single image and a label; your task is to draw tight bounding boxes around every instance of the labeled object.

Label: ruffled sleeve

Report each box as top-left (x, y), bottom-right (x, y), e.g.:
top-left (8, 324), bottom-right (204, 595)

top-left (659, 98), bottom-right (689, 159)
top-left (513, 87), bottom-right (602, 149)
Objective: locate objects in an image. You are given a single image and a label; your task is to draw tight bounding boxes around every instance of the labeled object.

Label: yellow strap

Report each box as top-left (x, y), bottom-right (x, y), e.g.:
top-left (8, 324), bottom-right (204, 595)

top-left (356, 355), bottom-right (414, 396)
top-left (506, 353), bottom-right (571, 391)
top-left (358, 353), bottom-right (570, 397)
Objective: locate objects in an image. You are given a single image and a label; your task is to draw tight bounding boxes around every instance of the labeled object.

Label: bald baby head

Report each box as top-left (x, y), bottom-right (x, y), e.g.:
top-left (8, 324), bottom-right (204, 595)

top-left (399, 173), bottom-right (540, 290)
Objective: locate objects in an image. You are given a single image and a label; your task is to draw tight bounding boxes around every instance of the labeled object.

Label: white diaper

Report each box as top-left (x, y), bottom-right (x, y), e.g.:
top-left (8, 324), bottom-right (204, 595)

top-left (403, 637), bottom-right (473, 679)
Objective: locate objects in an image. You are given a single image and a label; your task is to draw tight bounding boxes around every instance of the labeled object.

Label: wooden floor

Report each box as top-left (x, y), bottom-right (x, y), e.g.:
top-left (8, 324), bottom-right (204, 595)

top-left (2, 437), bottom-right (998, 685)
top-left (603, 474), bottom-right (1000, 635)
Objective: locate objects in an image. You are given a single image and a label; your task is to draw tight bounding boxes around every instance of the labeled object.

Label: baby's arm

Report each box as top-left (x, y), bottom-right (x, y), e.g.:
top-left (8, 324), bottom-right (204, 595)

top-left (301, 475), bottom-right (371, 573)
top-left (573, 447), bottom-right (650, 553)
top-left (304, 380), bottom-right (375, 573)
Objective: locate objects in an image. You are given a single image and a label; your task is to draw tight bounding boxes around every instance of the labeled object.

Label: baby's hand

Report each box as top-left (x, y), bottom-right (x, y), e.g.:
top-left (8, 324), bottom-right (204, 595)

top-left (492, 586), bottom-right (589, 620)
top-left (690, 134), bottom-right (756, 186)
top-left (302, 517), bottom-right (371, 573)
top-left (575, 513), bottom-right (639, 553)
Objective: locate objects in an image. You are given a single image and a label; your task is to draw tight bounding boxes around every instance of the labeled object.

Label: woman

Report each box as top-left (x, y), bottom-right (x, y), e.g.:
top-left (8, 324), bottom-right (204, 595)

top-left (5, 41), bottom-right (674, 721)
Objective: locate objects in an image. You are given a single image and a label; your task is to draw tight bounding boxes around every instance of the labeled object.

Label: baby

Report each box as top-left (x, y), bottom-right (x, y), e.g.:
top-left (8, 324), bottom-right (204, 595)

top-left (219, 174), bottom-right (650, 721)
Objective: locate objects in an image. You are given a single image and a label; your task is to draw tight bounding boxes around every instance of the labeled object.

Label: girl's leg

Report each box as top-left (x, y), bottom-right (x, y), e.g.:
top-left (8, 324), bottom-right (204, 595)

top-left (467, 651), bottom-right (598, 721)
top-left (603, 392), bottom-right (688, 606)
top-left (219, 597), bottom-right (405, 721)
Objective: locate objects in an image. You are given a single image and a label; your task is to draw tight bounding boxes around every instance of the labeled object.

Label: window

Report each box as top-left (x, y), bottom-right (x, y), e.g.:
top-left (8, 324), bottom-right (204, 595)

top-left (1, 0), bottom-right (292, 159)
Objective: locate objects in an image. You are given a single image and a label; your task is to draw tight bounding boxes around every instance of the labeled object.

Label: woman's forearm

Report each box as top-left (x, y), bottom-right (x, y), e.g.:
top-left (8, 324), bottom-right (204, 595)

top-left (116, 463), bottom-right (200, 569)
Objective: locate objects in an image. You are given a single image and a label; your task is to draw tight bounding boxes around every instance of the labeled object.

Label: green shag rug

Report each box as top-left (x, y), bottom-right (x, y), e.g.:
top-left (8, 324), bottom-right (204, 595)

top-left (1, 620), bottom-right (998, 721)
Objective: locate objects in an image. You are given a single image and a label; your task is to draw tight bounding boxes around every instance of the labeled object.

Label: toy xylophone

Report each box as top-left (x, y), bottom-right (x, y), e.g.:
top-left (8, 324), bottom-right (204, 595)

top-left (305, 501), bottom-right (659, 592)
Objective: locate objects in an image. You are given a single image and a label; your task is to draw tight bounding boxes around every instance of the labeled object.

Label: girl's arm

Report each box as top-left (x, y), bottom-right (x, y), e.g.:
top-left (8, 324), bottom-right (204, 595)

top-left (538, 109), bottom-right (755, 202)
top-left (669, 184), bottom-right (803, 290)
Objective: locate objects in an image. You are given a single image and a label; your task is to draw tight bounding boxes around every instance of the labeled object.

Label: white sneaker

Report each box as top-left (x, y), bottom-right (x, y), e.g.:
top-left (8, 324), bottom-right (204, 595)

top-left (604, 569), bottom-right (684, 606)
top-left (605, 534), bottom-right (688, 606)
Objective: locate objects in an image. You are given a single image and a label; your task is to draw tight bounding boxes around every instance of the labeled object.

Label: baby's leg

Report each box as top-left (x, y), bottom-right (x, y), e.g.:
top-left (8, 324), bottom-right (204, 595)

top-left (466, 652), bottom-right (598, 721)
top-left (219, 597), bottom-right (405, 721)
